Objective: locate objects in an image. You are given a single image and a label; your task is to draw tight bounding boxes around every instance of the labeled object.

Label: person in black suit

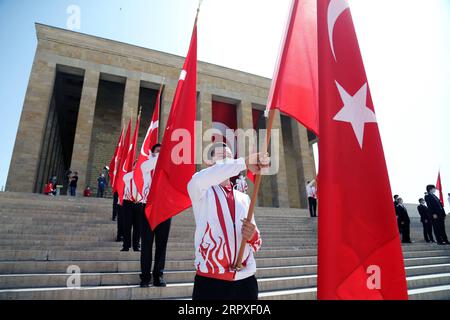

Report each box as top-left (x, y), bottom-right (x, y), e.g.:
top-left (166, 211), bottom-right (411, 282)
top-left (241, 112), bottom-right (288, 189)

top-left (425, 185), bottom-right (449, 245)
top-left (417, 198), bottom-right (435, 243)
top-left (393, 195), bottom-right (401, 233)
top-left (395, 198), bottom-right (411, 243)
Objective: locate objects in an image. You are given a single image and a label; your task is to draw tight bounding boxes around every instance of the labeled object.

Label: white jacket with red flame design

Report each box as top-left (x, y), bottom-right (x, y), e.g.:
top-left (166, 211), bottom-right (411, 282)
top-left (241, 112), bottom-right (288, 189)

top-left (187, 158), bottom-right (262, 281)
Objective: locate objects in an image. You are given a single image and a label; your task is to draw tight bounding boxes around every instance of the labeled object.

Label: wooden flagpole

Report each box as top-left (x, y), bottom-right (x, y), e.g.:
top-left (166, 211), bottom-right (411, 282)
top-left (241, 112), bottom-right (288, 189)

top-left (234, 108), bottom-right (276, 270)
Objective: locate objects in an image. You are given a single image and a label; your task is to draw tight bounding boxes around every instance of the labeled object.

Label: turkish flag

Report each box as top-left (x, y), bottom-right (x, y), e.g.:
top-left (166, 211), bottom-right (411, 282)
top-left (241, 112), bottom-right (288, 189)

top-left (247, 109), bottom-right (264, 184)
top-left (114, 120), bottom-right (131, 203)
top-left (109, 127), bottom-right (124, 193)
top-left (316, 0), bottom-right (407, 299)
top-left (117, 115), bottom-right (140, 205)
top-left (145, 21), bottom-right (197, 230)
top-left (266, 0), bottom-right (318, 135)
top-left (134, 88), bottom-right (161, 199)
top-left (436, 171), bottom-right (444, 207)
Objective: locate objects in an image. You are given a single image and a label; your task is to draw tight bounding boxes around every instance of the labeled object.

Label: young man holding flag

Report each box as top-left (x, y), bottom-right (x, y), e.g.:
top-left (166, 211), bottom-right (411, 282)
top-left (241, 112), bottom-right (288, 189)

top-left (188, 143), bottom-right (269, 300)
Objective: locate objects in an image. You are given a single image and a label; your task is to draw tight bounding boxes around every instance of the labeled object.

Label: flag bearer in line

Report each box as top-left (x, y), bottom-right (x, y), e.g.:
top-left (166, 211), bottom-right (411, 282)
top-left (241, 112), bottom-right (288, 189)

top-left (139, 144), bottom-right (171, 288)
top-left (121, 166), bottom-right (142, 252)
top-left (187, 142), bottom-right (268, 300)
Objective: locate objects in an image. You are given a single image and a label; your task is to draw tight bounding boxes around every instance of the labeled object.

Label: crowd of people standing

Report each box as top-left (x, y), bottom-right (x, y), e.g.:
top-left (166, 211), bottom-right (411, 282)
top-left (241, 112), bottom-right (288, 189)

top-left (394, 185), bottom-right (449, 245)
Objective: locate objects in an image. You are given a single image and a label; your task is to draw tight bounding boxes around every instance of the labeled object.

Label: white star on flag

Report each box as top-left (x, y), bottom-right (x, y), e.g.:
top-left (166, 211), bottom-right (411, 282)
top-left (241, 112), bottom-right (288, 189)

top-left (179, 70), bottom-right (187, 81)
top-left (333, 81), bottom-right (377, 149)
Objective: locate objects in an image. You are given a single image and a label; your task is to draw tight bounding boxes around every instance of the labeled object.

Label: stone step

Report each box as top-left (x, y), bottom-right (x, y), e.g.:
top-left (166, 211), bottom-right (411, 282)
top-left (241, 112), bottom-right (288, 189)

top-left (2, 248), bottom-right (449, 262)
top-left (1, 254), bottom-right (449, 276)
top-left (1, 271), bottom-right (450, 300)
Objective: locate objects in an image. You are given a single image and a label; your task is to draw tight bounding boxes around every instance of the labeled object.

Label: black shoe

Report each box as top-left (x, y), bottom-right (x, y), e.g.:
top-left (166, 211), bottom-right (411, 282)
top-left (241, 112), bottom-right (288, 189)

top-left (140, 280), bottom-right (151, 288)
top-left (153, 276), bottom-right (167, 287)
top-left (437, 242), bottom-right (446, 245)
top-left (120, 248), bottom-right (129, 252)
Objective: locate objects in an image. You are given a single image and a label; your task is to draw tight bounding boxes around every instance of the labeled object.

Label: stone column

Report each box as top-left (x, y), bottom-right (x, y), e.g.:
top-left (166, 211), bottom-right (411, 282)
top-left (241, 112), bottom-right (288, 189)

top-left (198, 91), bottom-right (212, 169)
top-left (70, 69), bottom-right (100, 193)
top-left (121, 78), bottom-right (140, 131)
top-left (291, 120), bottom-right (317, 208)
top-left (271, 110), bottom-right (290, 208)
top-left (6, 56), bottom-right (56, 193)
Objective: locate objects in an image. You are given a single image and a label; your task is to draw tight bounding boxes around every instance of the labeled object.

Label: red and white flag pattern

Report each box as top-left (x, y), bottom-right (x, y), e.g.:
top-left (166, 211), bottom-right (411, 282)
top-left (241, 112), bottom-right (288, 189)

top-left (134, 89), bottom-right (161, 199)
top-left (117, 115), bottom-right (140, 205)
top-left (109, 127), bottom-right (124, 193)
top-left (316, 0), bottom-right (407, 299)
top-left (437, 170), bottom-right (444, 207)
top-left (145, 19), bottom-right (198, 230)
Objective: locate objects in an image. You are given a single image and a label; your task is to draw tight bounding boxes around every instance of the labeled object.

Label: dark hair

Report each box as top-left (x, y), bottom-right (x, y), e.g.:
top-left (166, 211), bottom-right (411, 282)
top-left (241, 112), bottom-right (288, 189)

top-left (419, 198), bottom-right (424, 203)
top-left (426, 185), bottom-right (436, 192)
top-left (393, 195), bottom-right (399, 199)
top-left (209, 142), bottom-right (229, 158)
top-left (397, 197), bottom-right (403, 202)
top-left (151, 143), bottom-right (162, 153)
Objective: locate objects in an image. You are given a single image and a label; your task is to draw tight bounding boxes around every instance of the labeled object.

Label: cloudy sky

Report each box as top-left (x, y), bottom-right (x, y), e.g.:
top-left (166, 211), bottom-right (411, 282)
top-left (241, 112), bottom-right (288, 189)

top-left (0, 0), bottom-right (449, 205)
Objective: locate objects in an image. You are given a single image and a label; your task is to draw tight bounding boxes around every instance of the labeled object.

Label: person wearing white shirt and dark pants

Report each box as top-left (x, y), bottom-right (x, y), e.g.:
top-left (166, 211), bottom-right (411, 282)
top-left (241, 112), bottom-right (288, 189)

top-left (121, 172), bottom-right (142, 252)
top-left (187, 143), bottom-right (267, 300)
top-left (139, 144), bottom-right (171, 287)
top-left (306, 180), bottom-right (317, 217)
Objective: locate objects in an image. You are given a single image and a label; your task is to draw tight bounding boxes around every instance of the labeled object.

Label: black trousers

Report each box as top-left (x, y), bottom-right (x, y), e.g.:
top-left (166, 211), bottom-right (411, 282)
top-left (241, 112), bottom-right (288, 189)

top-left (192, 275), bottom-right (259, 301)
top-left (97, 186), bottom-right (104, 198)
top-left (432, 217), bottom-right (449, 244)
top-left (112, 192), bottom-right (119, 220)
top-left (122, 200), bottom-right (142, 250)
top-left (308, 197), bottom-right (317, 217)
top-left (140, 212), bottom-right (172, 281)
top-left (400, 221), bottom-right (411, 243)
top-left (422, 221), bottom-right (434, 242)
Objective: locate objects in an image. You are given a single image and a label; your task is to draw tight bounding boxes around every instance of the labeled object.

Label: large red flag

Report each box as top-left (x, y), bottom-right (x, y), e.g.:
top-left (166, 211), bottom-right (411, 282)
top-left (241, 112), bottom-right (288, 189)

top-left (266, 0), bottom-right (318, 135)
top-left (437, 170), bottom-right (444, 207)
top-left (109, 127), bottom-right (124, 193)
top-left (114, 120), bottom-right (131, 202)
top-left (145, 20), bottom-right (197, 230)
top-left (134, 89), bottom-right (161, 198)
top-left (317, 0), bottom-right (407, 299)
top-left (117, 115), bottom-right (140, 205)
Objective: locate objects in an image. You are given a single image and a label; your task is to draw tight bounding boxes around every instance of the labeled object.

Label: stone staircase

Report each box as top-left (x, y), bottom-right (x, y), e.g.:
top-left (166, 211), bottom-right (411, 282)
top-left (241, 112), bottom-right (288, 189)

top-left (0, 192), bottom-right (449, 300)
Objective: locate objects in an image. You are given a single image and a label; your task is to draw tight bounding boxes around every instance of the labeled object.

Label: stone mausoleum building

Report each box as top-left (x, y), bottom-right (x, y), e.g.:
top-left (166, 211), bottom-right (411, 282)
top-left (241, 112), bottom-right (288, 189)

top-left (6, 23), bottom-right (316, 209)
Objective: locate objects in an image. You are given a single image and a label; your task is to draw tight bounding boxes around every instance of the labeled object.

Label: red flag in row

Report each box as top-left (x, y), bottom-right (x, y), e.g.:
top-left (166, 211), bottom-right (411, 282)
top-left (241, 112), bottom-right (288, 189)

top-left (109, 127), bottom-right (124, 193)
top-left (117, 114), bottom-right (140, 205)
top-left (437, 170), bottom-right (444, 207)
top-left (134, 88), bottom-right (162, 199)
top-left (145, 18), bottom-right (198, 230)
top-left (266, 0), bottom-right (407, 299)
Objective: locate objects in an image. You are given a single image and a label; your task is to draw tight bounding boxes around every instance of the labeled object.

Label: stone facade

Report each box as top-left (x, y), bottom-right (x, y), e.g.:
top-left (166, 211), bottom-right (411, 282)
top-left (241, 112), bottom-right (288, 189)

top-left (6, 23), bottom-right (316, 208)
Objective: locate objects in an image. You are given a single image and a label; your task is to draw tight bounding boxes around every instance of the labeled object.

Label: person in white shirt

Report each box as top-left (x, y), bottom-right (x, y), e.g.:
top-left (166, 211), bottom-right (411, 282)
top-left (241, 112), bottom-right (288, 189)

top-left (121, 167), bottom-right (142, 252)
top-left (139, 143), bottom-right (171, 288)
top-left (187, 142), bottom-right (269, 300)
top-left (306, 179), bottom-right (317, 217)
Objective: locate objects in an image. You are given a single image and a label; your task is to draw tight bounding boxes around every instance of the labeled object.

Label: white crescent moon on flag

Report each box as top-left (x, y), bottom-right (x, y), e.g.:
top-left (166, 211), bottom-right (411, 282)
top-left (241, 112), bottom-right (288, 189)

top-left (122, 144), bottom-right (133, 172)
top-left (328, 0), bottom-right (349, 61)
top-left (140, 121), bottom-right (159, 158)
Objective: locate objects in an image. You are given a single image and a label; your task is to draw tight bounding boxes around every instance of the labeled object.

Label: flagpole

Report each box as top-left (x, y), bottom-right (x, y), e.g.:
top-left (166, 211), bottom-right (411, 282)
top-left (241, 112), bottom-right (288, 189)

top-left (234, 108), bottom-right (276, 271)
